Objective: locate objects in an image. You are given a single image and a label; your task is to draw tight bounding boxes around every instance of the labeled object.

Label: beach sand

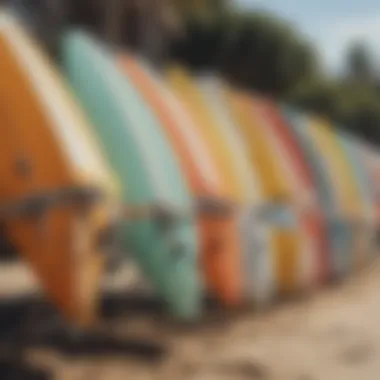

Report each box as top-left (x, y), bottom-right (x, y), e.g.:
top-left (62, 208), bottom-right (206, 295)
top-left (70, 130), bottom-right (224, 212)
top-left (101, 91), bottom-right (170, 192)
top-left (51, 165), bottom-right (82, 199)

top-left (0, 259), bottom-right (379, 380)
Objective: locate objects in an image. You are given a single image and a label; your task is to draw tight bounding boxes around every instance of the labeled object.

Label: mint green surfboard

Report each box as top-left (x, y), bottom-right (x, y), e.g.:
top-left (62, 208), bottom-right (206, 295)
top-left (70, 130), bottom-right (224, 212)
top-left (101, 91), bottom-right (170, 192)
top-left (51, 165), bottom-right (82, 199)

top-left (61, 30), bottom-right (201, 320)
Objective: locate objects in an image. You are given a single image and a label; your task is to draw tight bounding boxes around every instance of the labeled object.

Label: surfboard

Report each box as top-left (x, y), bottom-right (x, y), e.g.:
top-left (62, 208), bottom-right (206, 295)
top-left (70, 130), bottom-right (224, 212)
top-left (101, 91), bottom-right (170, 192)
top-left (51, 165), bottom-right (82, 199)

top-left (164, 65), bottom-right (248, 304)
top-left (118, 55), bottom-right (241, 306)
top-left (306, 117), bottom-right (360, 276)
top-left (0, 12), bottom-right (120, 327)
top-left (254, 98), bottom-right (328, 286)
top-left (282, 108), bottom-right (352, 280)
top-left (62, 31), bottom-right (201, 320)
top-left (223, 87), bottom-right (304, 296)
top-left (337, 131), bottom-right (377, 266)
top-left (354, 139), bottom-right (380, 254)
top-left (195, 74), bottom-right (275, 305)
top-left (363, 142), bottom-right (380, 218)
top-left (364, 148), bottom-right (380, 215)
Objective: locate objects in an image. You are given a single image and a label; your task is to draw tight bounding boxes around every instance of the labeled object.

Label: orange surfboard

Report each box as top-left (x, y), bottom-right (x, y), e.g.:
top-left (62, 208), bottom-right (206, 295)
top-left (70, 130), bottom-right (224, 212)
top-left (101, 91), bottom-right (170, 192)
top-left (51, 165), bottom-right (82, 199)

top-left (0, 12), bottom-right (119, 327)
top-left (119, 56), bottom-right (242, 305)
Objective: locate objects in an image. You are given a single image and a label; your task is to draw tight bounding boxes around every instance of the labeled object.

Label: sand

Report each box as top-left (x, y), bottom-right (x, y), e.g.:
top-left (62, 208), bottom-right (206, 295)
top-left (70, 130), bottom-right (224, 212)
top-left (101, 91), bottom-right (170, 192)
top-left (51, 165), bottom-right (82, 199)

top-left (1, 260), bottom-right (380, 380)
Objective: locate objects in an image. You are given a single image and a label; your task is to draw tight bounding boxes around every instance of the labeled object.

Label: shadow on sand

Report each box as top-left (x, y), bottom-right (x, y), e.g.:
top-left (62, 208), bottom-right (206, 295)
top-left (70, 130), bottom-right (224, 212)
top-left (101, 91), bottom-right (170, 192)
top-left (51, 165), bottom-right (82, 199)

top-left (0, 293), bottom-right (172, 380)
top-left (0, 278), bottom-right (249, 380)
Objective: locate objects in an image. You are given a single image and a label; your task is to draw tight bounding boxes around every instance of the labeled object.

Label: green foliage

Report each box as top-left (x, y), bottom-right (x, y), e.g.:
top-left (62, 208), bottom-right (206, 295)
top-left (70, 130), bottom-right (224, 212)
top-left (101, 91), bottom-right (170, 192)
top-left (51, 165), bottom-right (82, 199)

top-left (169, 10), bottom-right (317, 96)
top-left (336, 84), bottom-right (380, 142)
top-left (287, 79), bottom-right (340, 118)
top-left (171, 0), bottom-right (228, 20)
top-left (345, 41), bottom-right (376, 84)
top-left (287, 80), bottom-right (380, 144)
top-left (169, 14), bottom-right (228, 68)
top-left (169, 2), bottom-right (380, 147)
top-left (221, 12), bottom-right (317, 95)
top-left (287, 42), bottom-right (380, 144)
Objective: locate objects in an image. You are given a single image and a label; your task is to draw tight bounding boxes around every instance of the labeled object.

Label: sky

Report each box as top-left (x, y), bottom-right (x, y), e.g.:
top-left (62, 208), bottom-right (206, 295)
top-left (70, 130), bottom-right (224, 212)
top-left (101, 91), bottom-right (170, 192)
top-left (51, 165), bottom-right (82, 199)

top-left (234, 0), bottom-right (380, 74)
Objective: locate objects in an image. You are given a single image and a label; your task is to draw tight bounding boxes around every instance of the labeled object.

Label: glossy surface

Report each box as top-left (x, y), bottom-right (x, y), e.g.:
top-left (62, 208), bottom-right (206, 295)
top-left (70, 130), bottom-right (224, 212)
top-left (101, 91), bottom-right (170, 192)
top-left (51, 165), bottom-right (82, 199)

top-left (119, 56), bottom-right (241, 305)
top-left (282, 108), bottom-right (351, 279)
top-left (196, 75), bottom-right (275, 304)
top-left (165, 66), bottom-right (244, 304)
top-left (358, 142), bottom-right (380, 227)
top-left (224, 88), bottom-right (303, 295)
top-left (338, 132), bottom-right (377, 265)
top-left (256, 99), bottom-right (328, 286)
top-left (307, 117), bottom-right (358, 275)
top-left (0, 12), bottom-right (119, 327)
top-left (62, 32), bottom-right (201, 319)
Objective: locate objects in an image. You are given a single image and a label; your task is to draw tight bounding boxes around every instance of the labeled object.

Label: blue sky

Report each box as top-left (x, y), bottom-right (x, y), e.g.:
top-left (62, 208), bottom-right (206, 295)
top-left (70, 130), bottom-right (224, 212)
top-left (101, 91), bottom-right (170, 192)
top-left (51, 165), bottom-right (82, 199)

top-left (234, 0), bottom-right (380, 73)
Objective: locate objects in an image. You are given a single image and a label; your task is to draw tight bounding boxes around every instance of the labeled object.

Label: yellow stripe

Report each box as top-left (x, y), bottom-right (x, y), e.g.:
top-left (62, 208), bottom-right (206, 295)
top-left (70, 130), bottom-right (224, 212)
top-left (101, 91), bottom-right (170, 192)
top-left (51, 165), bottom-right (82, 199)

top-left (308, 117), bottom-right (361, 219)
top-left (166, 66), bottom-right (245, 202)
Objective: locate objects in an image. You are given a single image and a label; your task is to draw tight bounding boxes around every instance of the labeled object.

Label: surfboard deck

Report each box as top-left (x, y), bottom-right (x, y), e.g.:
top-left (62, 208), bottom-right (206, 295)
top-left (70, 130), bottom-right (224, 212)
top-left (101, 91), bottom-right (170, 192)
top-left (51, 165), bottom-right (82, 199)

top-left (338, 132), bottom-right (377, 267)
top-left (118, 56), bottom-right (242, 306)
top-left (196, 75), bottom-right (275, 305)
top-left (62, 31), bottom-right (201, 320)
top-left (255, 99), bottom-right (328, 287)
top-left (307, 118), bottom-right (360, 275)
top-left (282, 108), bottom-right (351, 280)
top-left (0, 12), bottom-right (119, 327)
top-left (224, 88), bottom-right (303, 296)
top-left (164, 65), bottom-right (245, 305)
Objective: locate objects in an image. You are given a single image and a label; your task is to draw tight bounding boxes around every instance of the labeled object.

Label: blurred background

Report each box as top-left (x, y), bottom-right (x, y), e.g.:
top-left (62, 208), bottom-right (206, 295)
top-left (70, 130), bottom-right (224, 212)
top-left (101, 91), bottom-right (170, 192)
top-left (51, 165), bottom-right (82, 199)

top-left (8, 0), bottom-right (379, 144)
top-left (2, 1), bottom-right (380, 379)
top-left (2, 0), bottom-right (378, 143)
